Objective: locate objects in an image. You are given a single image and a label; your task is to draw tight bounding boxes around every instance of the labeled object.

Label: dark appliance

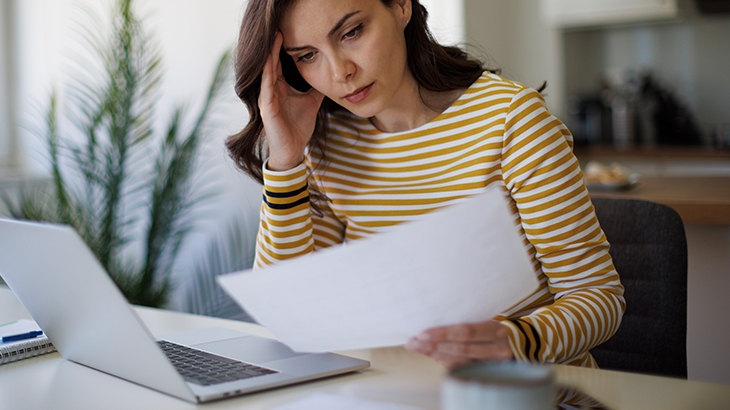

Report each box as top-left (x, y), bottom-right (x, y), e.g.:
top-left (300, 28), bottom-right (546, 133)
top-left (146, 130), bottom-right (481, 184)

top-left (695, 0), bottom-right (730, 13)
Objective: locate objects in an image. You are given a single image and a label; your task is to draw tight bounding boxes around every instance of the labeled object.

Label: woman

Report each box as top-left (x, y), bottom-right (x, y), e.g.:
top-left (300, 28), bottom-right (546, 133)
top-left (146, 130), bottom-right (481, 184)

top-left (227, 0), bottom-right (625, 370)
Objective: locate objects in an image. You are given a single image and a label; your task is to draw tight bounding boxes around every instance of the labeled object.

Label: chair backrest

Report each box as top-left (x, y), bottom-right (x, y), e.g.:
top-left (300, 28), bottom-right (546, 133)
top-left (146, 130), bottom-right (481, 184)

top-left (590, 197), bottom-right (688, 378)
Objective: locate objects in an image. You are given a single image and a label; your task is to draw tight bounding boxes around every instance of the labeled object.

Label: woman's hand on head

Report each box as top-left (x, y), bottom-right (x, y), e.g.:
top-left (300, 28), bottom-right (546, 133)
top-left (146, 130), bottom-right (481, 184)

top-left (405, 320), bottom-right (515, 369)
top-left (259, 32), bottom-right (325, 171)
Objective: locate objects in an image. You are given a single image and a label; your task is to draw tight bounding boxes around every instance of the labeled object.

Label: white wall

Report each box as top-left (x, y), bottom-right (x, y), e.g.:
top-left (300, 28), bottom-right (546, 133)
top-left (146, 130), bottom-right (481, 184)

top-left (420, 0), bottom-right (465, 46)
top-left (8, 0), bottom-right (249, 175)
top-left (463, 0), bottom-right (566, 120)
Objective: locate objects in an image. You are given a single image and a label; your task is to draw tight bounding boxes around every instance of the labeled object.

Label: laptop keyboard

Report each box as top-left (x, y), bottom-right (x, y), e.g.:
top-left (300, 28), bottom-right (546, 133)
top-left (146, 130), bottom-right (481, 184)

top-left (157, 340), bottom-right (278, 386)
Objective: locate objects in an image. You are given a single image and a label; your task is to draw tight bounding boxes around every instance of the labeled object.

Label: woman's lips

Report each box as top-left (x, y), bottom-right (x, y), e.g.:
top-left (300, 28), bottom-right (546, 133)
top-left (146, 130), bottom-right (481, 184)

top-left (344, 83), bottom-right (374, 104)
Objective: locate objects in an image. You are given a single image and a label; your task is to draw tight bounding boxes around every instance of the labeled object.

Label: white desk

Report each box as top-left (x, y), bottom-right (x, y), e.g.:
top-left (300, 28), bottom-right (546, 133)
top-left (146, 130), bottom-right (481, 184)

top-left (1, 286), bottom-right (729, 410)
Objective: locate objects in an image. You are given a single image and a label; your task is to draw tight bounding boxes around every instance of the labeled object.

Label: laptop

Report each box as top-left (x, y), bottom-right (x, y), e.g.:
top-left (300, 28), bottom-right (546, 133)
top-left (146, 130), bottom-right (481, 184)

top-left (0, 218), bottom-right (369, 403)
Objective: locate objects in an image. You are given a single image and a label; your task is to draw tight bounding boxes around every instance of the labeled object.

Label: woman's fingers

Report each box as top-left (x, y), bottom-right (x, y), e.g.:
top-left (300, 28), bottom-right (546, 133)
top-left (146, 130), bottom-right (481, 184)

top-left (257, 31), bottom-right (325, 170)
top-left (405, 337), bottom-right (433, 354)
top-left (259, 50), bottom-right (274, 109)
top-left (270, 32), bottom-right (283, 80)
top-left (406, 321), bottom-right (514, 367)
top-left (418, 321), bottom-right (508, 343)
top-left (406, 338), bottom-right (511, 359)
top-left (259, 33), bottom-right (282, 107)
top-left (433, 341), bottom-right (514, 360)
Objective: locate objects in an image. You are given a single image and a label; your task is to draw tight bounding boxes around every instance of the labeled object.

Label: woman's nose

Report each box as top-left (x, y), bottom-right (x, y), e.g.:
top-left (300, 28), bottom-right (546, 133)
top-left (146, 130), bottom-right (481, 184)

top-left (331, 54), bottom-right (355, 83)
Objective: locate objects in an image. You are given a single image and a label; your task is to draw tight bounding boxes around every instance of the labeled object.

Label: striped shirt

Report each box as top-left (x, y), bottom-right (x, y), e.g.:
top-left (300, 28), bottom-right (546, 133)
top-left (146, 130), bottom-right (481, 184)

top-left (256, 72), bottom-right (625, 367)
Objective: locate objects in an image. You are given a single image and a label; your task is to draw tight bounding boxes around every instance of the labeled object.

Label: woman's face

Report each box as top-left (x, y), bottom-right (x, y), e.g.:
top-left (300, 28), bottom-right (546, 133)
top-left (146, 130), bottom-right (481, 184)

top-left (279, 0), bottom-right (413, 120)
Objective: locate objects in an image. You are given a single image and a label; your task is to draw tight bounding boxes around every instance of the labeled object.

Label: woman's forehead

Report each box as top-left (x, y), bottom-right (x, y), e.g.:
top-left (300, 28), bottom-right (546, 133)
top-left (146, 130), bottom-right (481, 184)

top-left (280, 0), bottom-right (386, 28)
top-left (280, 0), bottom-right (381, 43)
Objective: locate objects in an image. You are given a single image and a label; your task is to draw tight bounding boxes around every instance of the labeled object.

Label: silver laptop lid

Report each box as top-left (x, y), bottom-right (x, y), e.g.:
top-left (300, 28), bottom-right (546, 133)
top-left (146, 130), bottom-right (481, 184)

top-left (0, 219), bottom-right (196, 402)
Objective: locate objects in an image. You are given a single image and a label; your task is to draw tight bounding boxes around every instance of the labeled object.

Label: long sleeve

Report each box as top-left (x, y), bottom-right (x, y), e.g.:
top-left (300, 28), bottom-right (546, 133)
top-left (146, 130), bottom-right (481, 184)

top-left (254, 163), bottom-right (345, 269)
top-left (498, 87), bottom-right (626, 366)
top-left (250, 72), bottom-right (624, 369)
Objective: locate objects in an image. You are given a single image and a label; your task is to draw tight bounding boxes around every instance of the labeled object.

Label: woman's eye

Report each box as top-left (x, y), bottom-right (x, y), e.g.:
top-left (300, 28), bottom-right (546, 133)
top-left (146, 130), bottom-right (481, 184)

top-left (296, 52), bottom-right (316, 63)
top-left (343, 24), bottom-right (363, 40)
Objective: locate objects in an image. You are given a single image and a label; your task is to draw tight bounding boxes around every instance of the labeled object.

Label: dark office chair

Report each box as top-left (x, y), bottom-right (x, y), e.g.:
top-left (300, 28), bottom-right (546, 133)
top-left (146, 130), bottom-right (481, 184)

top-left (589, 197), bottom-right (688, 378)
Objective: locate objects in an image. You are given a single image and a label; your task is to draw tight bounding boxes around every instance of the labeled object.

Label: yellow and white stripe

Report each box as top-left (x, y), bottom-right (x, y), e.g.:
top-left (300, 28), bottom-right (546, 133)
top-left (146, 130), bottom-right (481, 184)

top-left (254, 72), bottom-right (625, 367)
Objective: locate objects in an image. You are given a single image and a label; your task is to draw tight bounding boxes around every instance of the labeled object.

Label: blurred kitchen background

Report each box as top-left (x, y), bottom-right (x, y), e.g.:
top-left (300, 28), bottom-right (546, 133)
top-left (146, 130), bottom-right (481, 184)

top-left (1, 0), bottom-right (729, 384)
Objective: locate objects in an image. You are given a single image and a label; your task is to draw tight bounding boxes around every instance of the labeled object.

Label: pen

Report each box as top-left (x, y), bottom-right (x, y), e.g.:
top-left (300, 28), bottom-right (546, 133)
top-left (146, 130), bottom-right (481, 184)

top-left (1, 330), bottom-right (43, 343)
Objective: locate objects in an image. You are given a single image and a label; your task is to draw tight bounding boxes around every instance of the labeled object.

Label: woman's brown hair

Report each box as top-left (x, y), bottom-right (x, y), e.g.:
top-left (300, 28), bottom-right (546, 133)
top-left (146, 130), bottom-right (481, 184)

top-left (226, 0), bottom-right (487, 193)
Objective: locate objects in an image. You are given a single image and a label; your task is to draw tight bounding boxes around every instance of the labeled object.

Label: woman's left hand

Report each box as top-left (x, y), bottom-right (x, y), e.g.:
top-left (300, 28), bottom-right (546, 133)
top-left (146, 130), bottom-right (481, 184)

top-left (405, 320), bottom-right (515, 369)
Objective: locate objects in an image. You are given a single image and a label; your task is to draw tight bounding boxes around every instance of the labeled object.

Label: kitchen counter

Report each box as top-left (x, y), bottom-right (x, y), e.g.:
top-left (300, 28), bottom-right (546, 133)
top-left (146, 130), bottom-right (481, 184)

top-left (575, 146), bottom-right (730, 225)
top-left (574, 146), bottom-right (730, 159)
top-left (588, 176), bottom-right (730, 225)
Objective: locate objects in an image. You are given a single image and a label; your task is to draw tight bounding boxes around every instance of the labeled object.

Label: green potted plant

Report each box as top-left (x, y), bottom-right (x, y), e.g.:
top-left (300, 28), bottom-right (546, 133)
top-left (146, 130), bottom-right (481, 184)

top-left (2, 0), bottom-right (243, 309)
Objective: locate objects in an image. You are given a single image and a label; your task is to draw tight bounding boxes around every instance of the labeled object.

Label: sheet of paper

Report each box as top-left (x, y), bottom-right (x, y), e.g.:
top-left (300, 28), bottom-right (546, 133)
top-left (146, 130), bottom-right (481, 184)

top-left (218, 187), bottom-right (538, 353)
top-left (272, 393), bottom-right (426, 410)
top-left (0, 319), bottom-right (41, 337)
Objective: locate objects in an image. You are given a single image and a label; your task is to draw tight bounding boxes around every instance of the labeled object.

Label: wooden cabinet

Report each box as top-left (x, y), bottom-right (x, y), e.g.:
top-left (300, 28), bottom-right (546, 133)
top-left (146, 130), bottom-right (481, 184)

top-left (542, 0), bottom-right (679, 28)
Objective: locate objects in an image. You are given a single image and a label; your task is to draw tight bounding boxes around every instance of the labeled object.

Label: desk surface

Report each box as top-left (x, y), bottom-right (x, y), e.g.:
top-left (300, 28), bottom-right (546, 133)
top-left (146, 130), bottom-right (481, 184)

top-left (1, 287), bottom-right (729, 410)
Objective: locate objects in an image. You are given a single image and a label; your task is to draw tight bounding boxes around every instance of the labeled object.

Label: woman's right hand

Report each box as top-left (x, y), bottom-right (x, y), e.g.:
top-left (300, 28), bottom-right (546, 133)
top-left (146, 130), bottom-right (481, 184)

top-left (259, 32), bottom-right (325, 171)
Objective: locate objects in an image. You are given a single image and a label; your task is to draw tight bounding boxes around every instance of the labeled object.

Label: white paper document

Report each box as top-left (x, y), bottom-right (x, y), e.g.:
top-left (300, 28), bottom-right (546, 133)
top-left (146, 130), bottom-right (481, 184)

top-left (218, 187), bottom-right (538, 353)
top-left (272, 393), bottom-right (426, 410)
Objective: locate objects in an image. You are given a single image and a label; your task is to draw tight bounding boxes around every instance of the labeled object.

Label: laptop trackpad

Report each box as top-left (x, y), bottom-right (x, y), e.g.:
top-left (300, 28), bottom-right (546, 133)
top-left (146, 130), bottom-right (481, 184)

top-left (193, 336), bottom-right (306, 364)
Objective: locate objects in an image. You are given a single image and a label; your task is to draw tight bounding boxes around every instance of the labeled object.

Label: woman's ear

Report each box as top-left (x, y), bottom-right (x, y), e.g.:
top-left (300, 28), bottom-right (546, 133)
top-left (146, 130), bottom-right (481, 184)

top-left (393, 0), bottom-right (412, 28)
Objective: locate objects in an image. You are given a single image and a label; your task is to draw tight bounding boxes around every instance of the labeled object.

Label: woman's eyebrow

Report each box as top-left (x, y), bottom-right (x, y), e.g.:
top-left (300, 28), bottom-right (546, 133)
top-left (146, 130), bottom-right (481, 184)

top-left (328, 10), bottom-right (361, 37)
top-left (283, 10), bottom-right (362, 53)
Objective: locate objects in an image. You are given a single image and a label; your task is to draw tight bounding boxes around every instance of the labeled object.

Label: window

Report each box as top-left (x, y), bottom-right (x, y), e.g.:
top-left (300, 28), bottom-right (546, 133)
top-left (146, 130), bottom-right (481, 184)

top-left (0, 0), bottom-right (17, 174)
